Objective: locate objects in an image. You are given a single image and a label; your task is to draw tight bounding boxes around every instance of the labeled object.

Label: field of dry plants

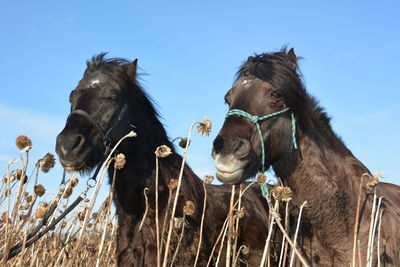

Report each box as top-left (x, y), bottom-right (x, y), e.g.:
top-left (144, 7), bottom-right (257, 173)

top-left (0, 119), bottom-right (385, 266)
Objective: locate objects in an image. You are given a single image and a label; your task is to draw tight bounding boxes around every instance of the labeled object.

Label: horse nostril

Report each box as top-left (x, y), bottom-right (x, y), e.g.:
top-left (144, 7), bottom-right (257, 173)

top-left (71, 134), bottom-right (85, 153)
top-left (213, 135), bottom-right (224, 153)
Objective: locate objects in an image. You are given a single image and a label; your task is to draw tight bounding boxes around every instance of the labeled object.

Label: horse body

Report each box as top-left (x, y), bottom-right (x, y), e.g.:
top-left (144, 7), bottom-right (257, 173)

top-left (213, 48), bottom-right (400, 266)
top-left (56, 54), bottom-right (274, 266)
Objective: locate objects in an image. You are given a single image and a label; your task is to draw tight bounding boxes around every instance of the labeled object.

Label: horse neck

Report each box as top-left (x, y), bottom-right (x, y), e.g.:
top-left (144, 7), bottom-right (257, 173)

top-left (272, 122), bottom-right (370, 246)
top-left (110, 110), bottom-right (202, 222)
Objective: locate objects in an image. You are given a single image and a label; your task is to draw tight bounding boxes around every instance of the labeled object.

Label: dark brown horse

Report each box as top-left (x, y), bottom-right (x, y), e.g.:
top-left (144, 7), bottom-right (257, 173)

top-left (55, 54), bottom-right (277, 266)
top-left (212, 48), bottom-right (400, 266)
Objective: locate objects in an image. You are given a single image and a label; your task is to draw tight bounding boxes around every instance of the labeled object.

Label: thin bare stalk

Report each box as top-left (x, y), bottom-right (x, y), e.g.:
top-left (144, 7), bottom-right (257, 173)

top-left (233, 245), bottom-right (246, 267)
top-left (377, 210), bottom-right (383, 267)
top-left (226, 184), bottom-right (236, 267)
top-left (160, 189), bottom-right (174, 254)
top-left (215, 219), bottom-right (230, 266)
top-left (352, 174), bottom-right (366, 267)
top-left (162, 121), bottom-right (197, 267)
top-left (260, 200), bottom-right (279, 267)
top-left (289, 201), bottom-right (307, 267)
top-left (231, 184), bottom-right (243, 267)
top-left (366, 188), bottom-right (377, 266)
top-left (193, 182), bottom-right (207, 267)
top-left (368, 196), bottom-right (383, 267)
top-left (278, 201), bottom-right (290, 267)
top-left (169, 215), bottom-right (186, 267)
top-left (155, 156), bottom-right (161, 267)
top-left (138, 188), bottom-right (150, 231)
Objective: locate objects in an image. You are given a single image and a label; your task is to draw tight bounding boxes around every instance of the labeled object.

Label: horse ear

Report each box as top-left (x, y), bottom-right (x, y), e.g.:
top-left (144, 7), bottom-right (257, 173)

top-left (125, 59), bottom-right (138, 79)
top-left (287, 48), bottom-right (297, 70)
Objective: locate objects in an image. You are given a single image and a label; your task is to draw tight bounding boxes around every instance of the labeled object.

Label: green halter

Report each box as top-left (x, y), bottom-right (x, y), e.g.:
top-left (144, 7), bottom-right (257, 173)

top-left (225, 107), bottom-right (298, 173)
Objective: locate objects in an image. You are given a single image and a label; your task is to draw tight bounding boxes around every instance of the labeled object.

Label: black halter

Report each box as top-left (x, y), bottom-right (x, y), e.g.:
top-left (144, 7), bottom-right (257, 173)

top-left (67, 101), bottom-right (128, 156)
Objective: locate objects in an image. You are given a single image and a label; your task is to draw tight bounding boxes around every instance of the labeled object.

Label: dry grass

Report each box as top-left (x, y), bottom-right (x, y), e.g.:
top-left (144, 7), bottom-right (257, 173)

top-left (0, 126), bottom-right (385, 266)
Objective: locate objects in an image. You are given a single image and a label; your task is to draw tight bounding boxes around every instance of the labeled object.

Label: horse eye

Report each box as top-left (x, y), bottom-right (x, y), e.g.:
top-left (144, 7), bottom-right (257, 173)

top-left (270, 91), bottom-right (281, 98)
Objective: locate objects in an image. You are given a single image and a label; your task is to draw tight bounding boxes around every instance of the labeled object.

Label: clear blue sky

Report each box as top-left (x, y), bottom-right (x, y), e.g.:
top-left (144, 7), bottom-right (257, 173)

top-left (0, 1), bottom-right (399, 196)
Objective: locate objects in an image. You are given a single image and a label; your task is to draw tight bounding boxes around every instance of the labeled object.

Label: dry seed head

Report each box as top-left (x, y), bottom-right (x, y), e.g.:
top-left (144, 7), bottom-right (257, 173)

top-left (366, 172), bottom-right (381, 190)
top-left (35, 207), bottom-right (48, 219)
top-left (114, 153), bottom-right (126, 170)
top-left (92, 212), bottom-right (100, 222)
top-left (241, 245), bottom-right (250, 255)
top-left (203, 175), bottom-right (214, 184)
top-left (79, 209), bottom-right (87, 221)
top-left (40, 153), bottom-right (56, 173)
top-left (183, 200), bottom-right (195, 216)
top-left (61, 221), bottom-right (67, 229)
top-left (256, 173), bottom-right (266, 185)
top-left (70, 177), bottom-right (79, 187)
top-left (19, 213), bottom-right (28, 220)
top-left (4, 188), bottom-right (11, 197)
top-left (197, 117), bottom-right (212, 136)
top-left (15, 169), bottom-right (28, 183)
top-left (178, 138), bottom-right (189, 148)
top-left (34, 184), bottom-right (46, 197)
top-left (155, 145), bottom-right (172, 158)
top-left (271, 186), bottom-right (293, 202)
top-left (168, 179), bottom-right (178, 191)
top-left (16, 135), bottom-right (32, 151)
top-left (26, 195), bottom-right (33, 202)
top-left (41, 201), bottom-right (49, 208)
top-left (1, 212), bottom-right (9, 223)
top-left (23, 191), bottom-right (29, 197)
top-left (63, 186), bottom-right (73, 199)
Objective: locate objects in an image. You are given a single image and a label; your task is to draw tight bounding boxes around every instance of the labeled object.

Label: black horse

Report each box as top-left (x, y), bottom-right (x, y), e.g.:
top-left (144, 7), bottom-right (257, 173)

top-left (212, 48), bottom-right (400, 266)
top-left (56, 54), bottom-right (277, 266)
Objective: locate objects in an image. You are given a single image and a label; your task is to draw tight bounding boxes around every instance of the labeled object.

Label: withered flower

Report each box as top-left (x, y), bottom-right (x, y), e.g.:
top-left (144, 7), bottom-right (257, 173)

top-left (178, 138), bottom-right (189, 148)
top-left (35, 207), bottom-right (48, 219)
top-left (271, 186), bottom-right (293, 202)
top-left (26, 195), bottom-right (33, 203)
top-left (63, 186), bottom-right (73, 199)
top-left (203, 175), bottom-right (214, 184)
top-left (15, 135), bottom-right (32, 151)
top-left (183, 200), bottom-right (195, 216)
top-left (168, 179), bottom-right (178, 190)
top-left (40, 153), bottom-right (56, 173)
top-left (197, 117), bottom-right (212, 136)
top-left (78, 209), bottom-right (87, 221)
top-left (19, 213), bottom-right (28, 220)
top-left (236, 207), bottom-right (245, 219)
top-left (15, 169), bottom-right (28, 184)
top-left (70, 177), bottom-right (79, 187)
top-left (366, 172), bottom-right (381, 190)
top-left (34, 184), bottom-right (46, 197)
top-left (256, 173), bottom-right (266, 185)
top-left (155, 145), bottom-right (172, 158)
top-left (114, 153), bottom-right (126, 170)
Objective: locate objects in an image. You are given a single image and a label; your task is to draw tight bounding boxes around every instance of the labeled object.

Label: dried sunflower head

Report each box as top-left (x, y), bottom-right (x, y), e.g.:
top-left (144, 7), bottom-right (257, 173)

top-left (70, 177), bottom-right (79, 187)
top-left (236, 207), bottom-right (245, 219)
top-left (366, 172), bottom-right (381, 190)
top-left (63, 186), bottom-right (73, 199)
top-left (35, 207), bottom-right (48, 219)
top-left (114, 153), bottom-right (126, 170)
top-left (203, 175), bottom-right (214, 184)
top-left (197, 117), bottom-right (212, 136)
top-left (168, 179), bottom-right (178, 191)
top-left (178, 138), bottom-right (189, 148)
top-left (40, 153), bottom-right (56, 173)
top-left (15, 169), bottom-right (27, 184)
top-left (16, 135), bottom-right (32, 151)
top-left (256, 173), bottom-right (266, 185)
top-left (155, 145), bottom-right (172, 158)
top-left (271, 186), bottom-right (293, 202)
top-left (34, 184), bottom-right (46, 197)
top-left (183, 200), bottom-right (195, 216)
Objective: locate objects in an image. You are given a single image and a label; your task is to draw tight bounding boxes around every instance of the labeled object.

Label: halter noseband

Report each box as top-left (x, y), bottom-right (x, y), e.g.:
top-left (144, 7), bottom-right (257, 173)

top-left (67, 101), bottom-right (128, 155)
top-left (225, 108), bottom-right (298, 173)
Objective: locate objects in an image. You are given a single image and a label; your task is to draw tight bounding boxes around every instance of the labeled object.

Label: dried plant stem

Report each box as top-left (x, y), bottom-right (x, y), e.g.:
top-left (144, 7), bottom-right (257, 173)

top-left (215, 219), bottom-right (230, 266)
top-left (138, 188), bottom-right (150, 231)
top-left (106, 216), bottom-right (117, 265)
top-left (366, 188), bottom-right (377, 266)
top-left (96, 168), bottom-right (116, 267)
top-left (352, 174), bottom-right (365, 267)
top-left (289, 201), bottom-right (307, 267)
top-left (162, 121), bottom-right (198, 267)
top-left (367, 196), bottom-right (383, 267)
top-left (278, 201), bottom-right (290, 267)
top-left (155, 156), bottom-right (161, 267)
top-left (231, 184), bottom-right (243, 267)
top-left (233, 245), bottom-right (246, 267)
top-left (160, 189), bottom-right (173, 254)
top-left (260, 200), bottom-right (279, 267)
top-left (226, 184), bottom-right (236, 267)
top-left (193, 183), bottom-right (207, 267)
top-left (170, 215), bottom-right (186, 267)
top-left (377, 210), bottom-right (383, 267)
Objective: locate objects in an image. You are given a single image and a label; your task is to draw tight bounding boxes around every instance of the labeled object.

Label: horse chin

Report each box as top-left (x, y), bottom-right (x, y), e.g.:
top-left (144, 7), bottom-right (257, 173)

top-left (59, 148), bottom-right (99, 174)
top-left (216, 169), bottom-right (244, 184)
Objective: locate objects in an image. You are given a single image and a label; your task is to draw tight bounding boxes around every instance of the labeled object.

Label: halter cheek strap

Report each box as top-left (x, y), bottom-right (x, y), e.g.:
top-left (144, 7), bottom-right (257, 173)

top-left (225, 108), bottom-right (298, 173)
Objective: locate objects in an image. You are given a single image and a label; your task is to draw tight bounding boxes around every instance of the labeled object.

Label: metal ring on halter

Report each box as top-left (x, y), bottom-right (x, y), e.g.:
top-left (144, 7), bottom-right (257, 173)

top-left (86, 177), bottom-right (97, 188)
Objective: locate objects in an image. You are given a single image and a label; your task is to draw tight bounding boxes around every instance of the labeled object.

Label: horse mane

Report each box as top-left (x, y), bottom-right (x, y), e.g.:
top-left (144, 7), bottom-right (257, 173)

top-left (236, 47), bottom-right (350, 153)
